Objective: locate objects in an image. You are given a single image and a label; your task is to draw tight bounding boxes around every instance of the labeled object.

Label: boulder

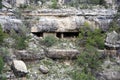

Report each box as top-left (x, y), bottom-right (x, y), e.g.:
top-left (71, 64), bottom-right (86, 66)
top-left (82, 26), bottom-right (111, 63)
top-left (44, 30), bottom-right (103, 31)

top-left (105, 31), bottom-right (120, 48)
top-left (39, 65), bottom-right (49, 74)
top-left (11, 60), bottom-right (28, 77)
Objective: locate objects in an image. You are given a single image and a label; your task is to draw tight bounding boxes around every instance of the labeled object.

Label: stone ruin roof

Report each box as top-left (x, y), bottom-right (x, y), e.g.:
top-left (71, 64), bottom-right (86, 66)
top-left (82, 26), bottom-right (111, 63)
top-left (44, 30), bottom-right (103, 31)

top-left (105, 31), bottom-right (120, 48)
top-left (31, 16), bottom-right (85, 33)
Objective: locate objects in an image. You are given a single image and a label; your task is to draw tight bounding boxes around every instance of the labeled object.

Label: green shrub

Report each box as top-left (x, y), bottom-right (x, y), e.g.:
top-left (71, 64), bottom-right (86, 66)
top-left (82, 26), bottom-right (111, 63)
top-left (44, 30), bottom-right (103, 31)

top-left (67, 0), bottom-right (106, 8)
top-left (109, 20), bottom-right (120, 33)
top-left (0, 47), bottom-right (9, 59)
top-left (72, 71), bottom-right (96, 80)
top-left (43, 35), bottom-right (57, 47)
top-left (19, 4), bottom-right (27, 9)
top-left (0, 57), bottom-right (4, 74)
top-left (77, 27), bottom-right (105, 49)
top-left (71, 45), bottom-right (103, 80)
top-left (1, 76), bottom-right (7, 80)
top-left (0, 25), bottom-right (8, 45)
top-left (15, 35), bottom-right (28, 50)
top-left (99, 0), bottom-right (106, 5)
top-left (77, 45), bottom-right (103, 73)
top-left (51, 0), bottom-right (58, 9)
top-left (117, 5), bottom-right (120, 12)
top-left (0, 0), bottom-right (2, 9)
top-left (84, 21), bottom-right (90, 27)
top-left (10, 30), bottom-right (28, 50)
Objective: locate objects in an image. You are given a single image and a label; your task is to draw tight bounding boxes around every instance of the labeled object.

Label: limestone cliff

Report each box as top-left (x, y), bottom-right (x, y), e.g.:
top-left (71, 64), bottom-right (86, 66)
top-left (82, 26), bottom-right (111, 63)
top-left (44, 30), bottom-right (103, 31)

top-left (30, 9), bottom-right (116, 33)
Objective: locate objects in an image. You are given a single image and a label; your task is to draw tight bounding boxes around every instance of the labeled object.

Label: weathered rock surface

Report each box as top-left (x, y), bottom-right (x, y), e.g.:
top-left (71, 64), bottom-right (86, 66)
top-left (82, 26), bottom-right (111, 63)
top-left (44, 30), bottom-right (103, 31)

top-left (39, 65), bottom-right (49, 74)
top-left (101, 70), bottom-right (120, 80)
top-left (15, 50), bottom-right (44, 61)
top-left (97, 59), bottom-right (120, 80)
top-left (2, 1), bottom-right (12, 9)
top-left (0, 16), bottom-right (23, 33)
top-left (30, 9), bottom-right (116, 33)
top-left (11, 60), bottom-right (28, 77)
top-left (45, 49), bottom-right (80, 59)
top-left (105, 31), bottom-right (120, 48)
top-left (31, 16), bottom-right (85, 32)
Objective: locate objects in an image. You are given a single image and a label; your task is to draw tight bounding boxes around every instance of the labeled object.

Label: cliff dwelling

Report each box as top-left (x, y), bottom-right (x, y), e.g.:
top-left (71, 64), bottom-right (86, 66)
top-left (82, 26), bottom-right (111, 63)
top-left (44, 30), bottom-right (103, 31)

top-left (32, 32), bottom-right (79, 38)
top-left (31, 15), bottom-right (82, 39)
top-left (30, 9), bottom-right (116, 39)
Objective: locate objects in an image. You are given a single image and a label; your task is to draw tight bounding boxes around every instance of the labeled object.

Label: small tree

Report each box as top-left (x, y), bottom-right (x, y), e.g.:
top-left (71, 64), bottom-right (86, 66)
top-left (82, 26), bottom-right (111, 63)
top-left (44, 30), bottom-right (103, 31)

top-left (77, 45), bottom-right (103, 73)
top-left (77, 27), bottom-right (105, 49)
top-left (71, 45), bottom-right (103, 80)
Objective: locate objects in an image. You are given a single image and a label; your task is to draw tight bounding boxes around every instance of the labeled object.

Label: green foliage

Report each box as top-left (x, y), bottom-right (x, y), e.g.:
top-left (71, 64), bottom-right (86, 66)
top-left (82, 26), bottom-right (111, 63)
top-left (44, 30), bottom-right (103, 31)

top-left (109, 7), bottom-right (120, 33)
top-left (68, 0), bottom-right (106, 8)
top-left (0, 0), bottom-right (2, 9)
top-left (15, 35), bottom-right (28, 50)
top-left (108, 6), bottom-right (120, 33)
top-left (77, 27), bottom-right (105, 49)
top-left (72, 71), bottom-right (95, 80)
top-left (1, 76), bottom-right (7, 80)
top-left (10, 30), bottom-right (28, 50)
top-left (0, 57), bottom-right (4, 74)
top-left (51, 0), bottom-right (58, 9)
top-left (90, 0), bottom-right (100, 4)
top-left (99, 0), bottom-right (106, 5)
top-left (90, 0), bottom-right (105, 5)
top-left (117, 5), bottom-right (120, 12)
top-left (71, 45), bottom-right (103, 80)
top-left (43, 35), bottom-right (57, 47)
top-left (14, 9), bottom-right (22, 19)
top-left (0, 47), bottom-right (9, 59)
top-left (0, 25), bottom-right (8, 45)
top-left (77, 45), bottom-right (103, 73)
top-left (108, 6), bottom-right (120, 32)
top-left (19, 4), bottom-right (27, 9)
top-left (84, 21), bottom-right (90, 27)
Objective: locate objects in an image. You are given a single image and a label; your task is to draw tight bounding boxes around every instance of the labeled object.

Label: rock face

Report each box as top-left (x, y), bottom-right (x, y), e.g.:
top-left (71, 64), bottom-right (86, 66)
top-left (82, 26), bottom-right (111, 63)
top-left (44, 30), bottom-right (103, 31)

top-left (101, 71), bottom-right (120, 80)
top-left (15, 50), bottom-right (45, 61)
top-left (45, 49), bottom-right (80, 59)
top-left (15, 0), bottom-right (26, 7)
top-left (3, 0), bottom-right (28, 7)
top-left (11, 60), bottom-right (28, 77)
top-left (0, 16), bottom-right (23, 33)
top-left (31, 9), bottom-right (116, 33)
top-left (97, 59), bottom-right (120, 80)
top-left (31, 16), bottom-right (84, 32)
top-left (2, 1), bottom-right (12, 9)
